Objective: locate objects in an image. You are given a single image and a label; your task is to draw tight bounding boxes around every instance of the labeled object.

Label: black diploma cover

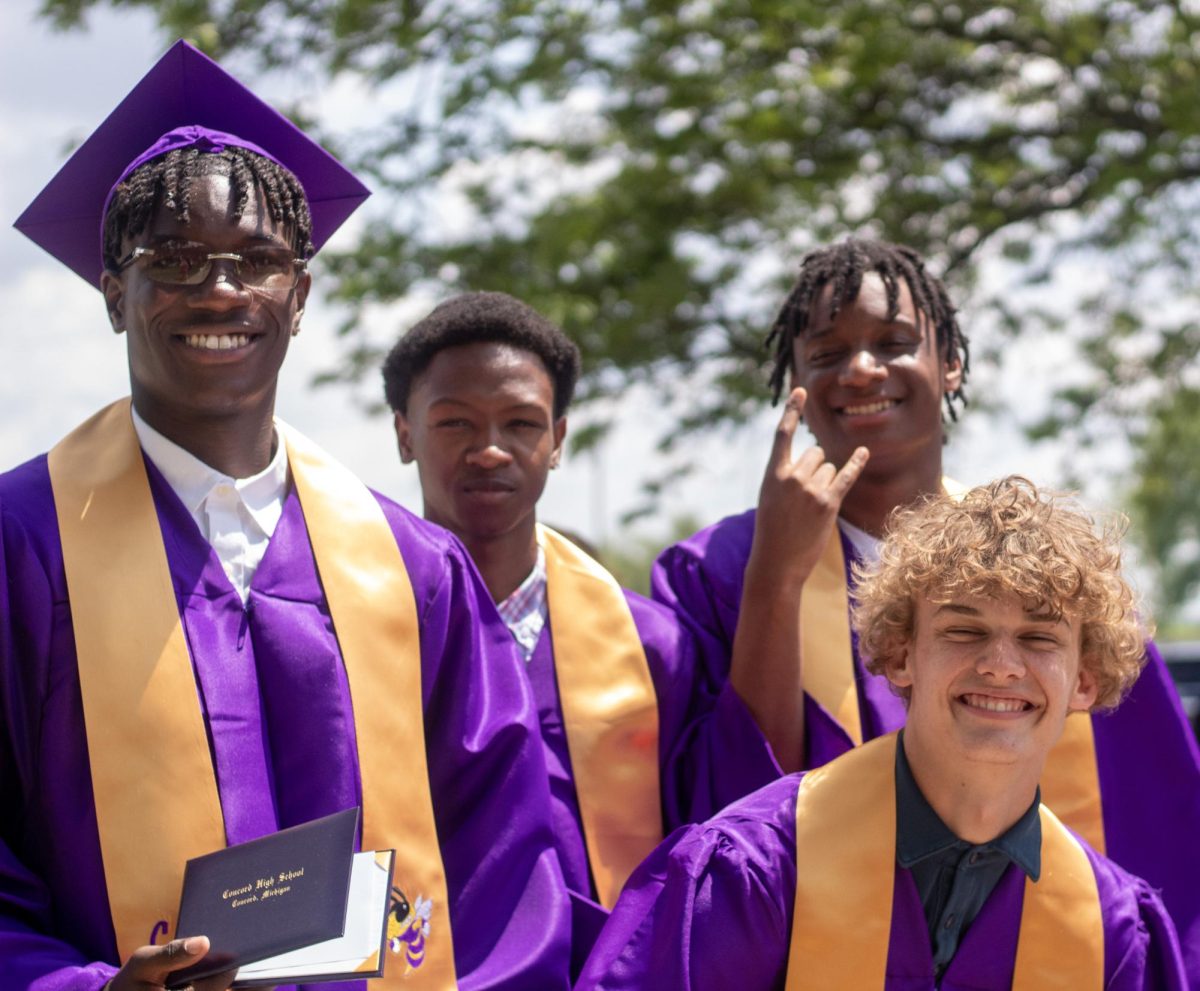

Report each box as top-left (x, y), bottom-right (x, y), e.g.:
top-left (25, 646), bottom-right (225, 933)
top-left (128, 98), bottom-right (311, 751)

top-left (165, 807), bottom-right (359, 987)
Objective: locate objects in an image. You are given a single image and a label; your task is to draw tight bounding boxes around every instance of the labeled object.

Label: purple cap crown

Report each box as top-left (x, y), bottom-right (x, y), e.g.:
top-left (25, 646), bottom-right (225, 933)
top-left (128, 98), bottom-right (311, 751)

top-left (14, 40), bottom-right (370, 289)
top-left (100, 125), bottom-right (280, 233)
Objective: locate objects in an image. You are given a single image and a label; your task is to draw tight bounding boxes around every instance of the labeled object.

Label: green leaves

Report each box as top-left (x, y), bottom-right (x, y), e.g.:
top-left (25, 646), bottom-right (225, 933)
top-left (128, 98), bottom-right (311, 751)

top-left (42, 0), bottom-right (1200, 613)
top-left (1132, 387), bottom-right (1200, 620)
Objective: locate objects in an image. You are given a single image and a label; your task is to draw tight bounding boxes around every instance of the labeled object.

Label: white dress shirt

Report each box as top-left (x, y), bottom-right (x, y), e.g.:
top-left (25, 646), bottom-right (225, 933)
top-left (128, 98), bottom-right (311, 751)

top-left (131, 407), bottom-right (289, 603)
top-left (838, 515), bottom-right (881, 566)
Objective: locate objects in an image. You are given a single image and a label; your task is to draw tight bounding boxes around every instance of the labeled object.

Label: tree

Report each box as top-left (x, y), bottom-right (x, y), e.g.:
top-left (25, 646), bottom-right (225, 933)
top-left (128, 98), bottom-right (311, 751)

top-left (598, 513), bottom-right (706, 596)
top-left (40, 0), bottom-right (1200, 617)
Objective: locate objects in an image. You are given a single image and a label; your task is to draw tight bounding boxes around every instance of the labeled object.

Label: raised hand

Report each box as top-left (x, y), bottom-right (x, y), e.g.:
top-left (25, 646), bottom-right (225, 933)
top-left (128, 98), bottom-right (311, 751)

top-left (749, 387), bottom-right (868, 586)
top-left (729, 387), bottom-right (868, 773)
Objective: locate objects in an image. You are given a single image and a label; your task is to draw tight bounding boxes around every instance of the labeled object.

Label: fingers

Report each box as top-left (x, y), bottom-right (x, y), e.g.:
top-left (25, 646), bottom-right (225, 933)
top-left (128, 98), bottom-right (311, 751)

top-left (768, 387), bottom-right (807, 470)
top-left (793, 444), bottom-right (827, 477)
top-left (809, 460), bottom-right (837, 489)
top-left (830, 447), bottom-right (870, 501)
top-left (112, 936), bottom-right (210, 989)
top-left (763, 386), bottom-right (867, 509)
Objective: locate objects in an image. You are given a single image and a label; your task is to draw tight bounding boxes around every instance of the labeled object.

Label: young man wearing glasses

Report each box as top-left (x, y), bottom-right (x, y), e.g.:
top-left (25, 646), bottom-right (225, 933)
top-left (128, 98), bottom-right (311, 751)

top-left (2, 42), bottom-right (569, 991)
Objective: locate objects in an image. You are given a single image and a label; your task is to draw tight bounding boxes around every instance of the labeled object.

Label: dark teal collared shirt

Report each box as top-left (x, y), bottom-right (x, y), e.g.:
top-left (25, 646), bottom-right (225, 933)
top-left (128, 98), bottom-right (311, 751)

top-left (895, 732), bottom-right (1042, 974)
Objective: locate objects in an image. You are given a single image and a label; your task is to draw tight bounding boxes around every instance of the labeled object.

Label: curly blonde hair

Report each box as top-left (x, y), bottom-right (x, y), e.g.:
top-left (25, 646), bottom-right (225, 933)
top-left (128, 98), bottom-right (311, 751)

top-left (852, 476), bottom-right (1149, 710)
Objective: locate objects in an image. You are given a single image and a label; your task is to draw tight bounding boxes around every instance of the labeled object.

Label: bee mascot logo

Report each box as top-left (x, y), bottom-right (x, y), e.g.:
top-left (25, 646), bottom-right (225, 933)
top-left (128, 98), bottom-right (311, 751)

top-left (387, 886), bottom-right (432, 973)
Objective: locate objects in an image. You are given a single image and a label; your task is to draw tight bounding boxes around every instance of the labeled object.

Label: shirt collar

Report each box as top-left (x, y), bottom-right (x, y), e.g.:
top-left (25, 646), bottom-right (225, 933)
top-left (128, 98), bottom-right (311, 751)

top-left (496, 546), bottom-right (549, 661)
top-left (130, 405), bottom-right (290, 531)
top-left (498, 546), bottom-right (547, 616)
top-left (837, 515), bottom-right (880, 565)
top-left (894, 731), bottom-right (1041, 881)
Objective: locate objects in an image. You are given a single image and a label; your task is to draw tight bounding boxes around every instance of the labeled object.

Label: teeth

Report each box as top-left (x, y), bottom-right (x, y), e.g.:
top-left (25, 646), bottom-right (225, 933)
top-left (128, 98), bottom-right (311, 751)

top-left (962, 694), bottom-right (1029, 713)
top-left (843, 399), bottom-right (897, 415)
top-left (182, 333), bottom-right (250, 350)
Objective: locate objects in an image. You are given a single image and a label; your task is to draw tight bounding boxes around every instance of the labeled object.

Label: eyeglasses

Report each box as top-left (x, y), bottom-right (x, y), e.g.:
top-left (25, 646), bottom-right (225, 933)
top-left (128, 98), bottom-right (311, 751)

top-left (114, 244), bottom-right (307, 290)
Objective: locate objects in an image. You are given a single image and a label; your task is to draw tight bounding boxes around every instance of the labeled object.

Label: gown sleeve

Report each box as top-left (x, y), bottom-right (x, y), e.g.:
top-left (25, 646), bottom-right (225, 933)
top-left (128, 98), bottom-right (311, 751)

top-left (1085, 845), bottom-right (1188, 991)
top-left (648, 514), bottom-right (752, 693)
top-left (1127, 882), bottom-right (1191, 991)
top-left (0, 485), bottom-right (120, 991)
top-left (575, 779), bottom-right (798, 991)
top-left (1091, 640), bottom-right (1200, 987)
top-left (632, 592), bottom-right (783, 827)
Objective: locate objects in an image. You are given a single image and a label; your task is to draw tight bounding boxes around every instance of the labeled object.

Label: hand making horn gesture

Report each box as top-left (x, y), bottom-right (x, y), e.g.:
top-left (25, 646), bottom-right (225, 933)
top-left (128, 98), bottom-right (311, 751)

top-left (730, 387), bottom-right (868, 774)
top-left (748, 387), bottom-right (869, 585)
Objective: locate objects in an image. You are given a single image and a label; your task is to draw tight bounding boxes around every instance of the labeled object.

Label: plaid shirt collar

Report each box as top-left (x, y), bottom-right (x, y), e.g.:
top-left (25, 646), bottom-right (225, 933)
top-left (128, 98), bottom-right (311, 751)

top-left (496, 545), bottom-right (548, 661)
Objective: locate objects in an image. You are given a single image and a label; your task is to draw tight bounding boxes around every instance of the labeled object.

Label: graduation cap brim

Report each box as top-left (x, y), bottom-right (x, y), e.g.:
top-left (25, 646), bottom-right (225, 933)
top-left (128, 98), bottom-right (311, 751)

top-left (13, 40), bottom-right (370, 289)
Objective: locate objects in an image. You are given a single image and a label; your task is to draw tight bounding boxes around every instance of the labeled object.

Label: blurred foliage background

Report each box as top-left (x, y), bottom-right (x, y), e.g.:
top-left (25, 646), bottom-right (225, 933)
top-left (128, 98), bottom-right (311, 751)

top-left (39, 0), bottom-right (1200, 623)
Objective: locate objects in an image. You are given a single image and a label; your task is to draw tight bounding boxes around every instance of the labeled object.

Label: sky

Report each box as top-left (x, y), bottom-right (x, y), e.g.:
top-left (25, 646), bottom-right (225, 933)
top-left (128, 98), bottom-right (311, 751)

top-left (0, 0), bottom-right (1101, 563)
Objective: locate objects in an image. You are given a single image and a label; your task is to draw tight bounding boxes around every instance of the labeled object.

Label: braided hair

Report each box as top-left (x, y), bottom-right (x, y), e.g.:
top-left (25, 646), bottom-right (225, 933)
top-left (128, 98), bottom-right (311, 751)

top-left (765, 239), bottom-right (969, 421)
top-left (102, 145), bottom-right (314, 269)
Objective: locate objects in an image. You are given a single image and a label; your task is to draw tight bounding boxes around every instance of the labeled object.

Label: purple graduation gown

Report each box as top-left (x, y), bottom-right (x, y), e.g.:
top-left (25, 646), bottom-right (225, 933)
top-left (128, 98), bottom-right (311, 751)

top-left (652, 509), bottom-right (1200, 982)
top-left (0, 453), bottom-right (571, 991)
top-left (575, 775), bottom-right (1188, 991)
top-left (525, 590), bottom-right (771, 974)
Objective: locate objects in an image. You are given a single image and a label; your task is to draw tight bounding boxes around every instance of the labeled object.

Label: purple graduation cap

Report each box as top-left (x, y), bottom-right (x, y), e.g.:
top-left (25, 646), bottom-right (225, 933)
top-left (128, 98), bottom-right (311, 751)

top-left (13, 40), bottom-right (370, 289)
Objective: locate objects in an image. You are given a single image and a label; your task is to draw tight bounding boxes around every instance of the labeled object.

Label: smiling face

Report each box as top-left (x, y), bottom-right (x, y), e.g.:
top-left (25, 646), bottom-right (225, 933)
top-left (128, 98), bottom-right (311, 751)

top-left (888, 592), bottom-right (1099, 773)
top-left (395, 341), bottom-right (566, 548)
top-left (791, 273), bottom-right (961, 478)
top-left (100, 171), bottom-right (310, 437)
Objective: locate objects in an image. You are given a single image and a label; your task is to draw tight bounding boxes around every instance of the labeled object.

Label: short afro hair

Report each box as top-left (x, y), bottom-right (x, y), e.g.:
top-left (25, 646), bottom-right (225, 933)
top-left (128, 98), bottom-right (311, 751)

top-left (765, 238), bottom-right (969, 421)
top-left (852, 476), bottom-right (1149, 711)
top-left (103, 145), bottom-right (313, 269)
top-left (383, 291), bottom-right (582, 418)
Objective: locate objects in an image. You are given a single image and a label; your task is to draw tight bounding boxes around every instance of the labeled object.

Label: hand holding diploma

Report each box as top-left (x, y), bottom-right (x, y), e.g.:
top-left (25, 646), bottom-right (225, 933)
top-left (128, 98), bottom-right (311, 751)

top-left (107, 936), bottom-right (238, 991)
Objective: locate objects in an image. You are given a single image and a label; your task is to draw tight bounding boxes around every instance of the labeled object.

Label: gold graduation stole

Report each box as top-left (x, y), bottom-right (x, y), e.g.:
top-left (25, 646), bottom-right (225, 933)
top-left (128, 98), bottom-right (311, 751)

top-left (806, 476), bottom-right (1106, 852)
top-left (783, 733), bottom-right (1104, 990)
top-left (49, 399), bottom-right (456, 987)
top-left (799, 522), bottom-right (861, 745)
top-left (538, 524), bottom-right (662, 910)
top-left (1042, 714), bottom-right (1105, 853)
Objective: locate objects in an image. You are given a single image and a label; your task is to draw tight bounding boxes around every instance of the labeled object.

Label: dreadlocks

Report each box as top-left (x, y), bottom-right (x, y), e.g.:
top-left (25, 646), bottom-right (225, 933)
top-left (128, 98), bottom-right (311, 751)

top-left (102, 145), bottom-right (314, 269)
top-left (764, 239), bottom-right (969, 421)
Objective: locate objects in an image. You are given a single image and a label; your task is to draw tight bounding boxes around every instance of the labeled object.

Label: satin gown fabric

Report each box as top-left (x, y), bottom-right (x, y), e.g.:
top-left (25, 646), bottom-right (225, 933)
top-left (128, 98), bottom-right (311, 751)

top-left (0, 452), bottom-right (571, 991)
top-left (574, 774), bottom-right (1187, 991)
top-left (525, 587), bottom-right (776, 975)
top-left (652, 508), bottom-right (1200, 982)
